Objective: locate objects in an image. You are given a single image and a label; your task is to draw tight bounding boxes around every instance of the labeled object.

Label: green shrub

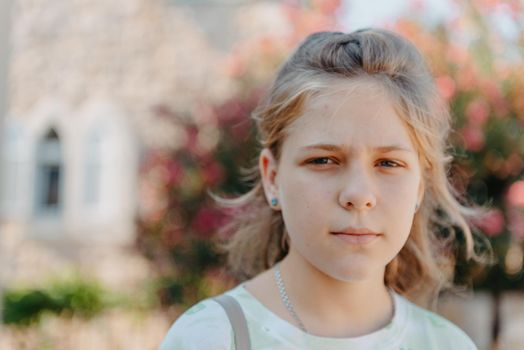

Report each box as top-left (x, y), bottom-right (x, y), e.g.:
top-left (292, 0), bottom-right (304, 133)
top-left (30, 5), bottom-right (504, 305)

top-left (3, 289), bottom-right (61, 325)
top-left (2, 276), bottom-right (109, 326)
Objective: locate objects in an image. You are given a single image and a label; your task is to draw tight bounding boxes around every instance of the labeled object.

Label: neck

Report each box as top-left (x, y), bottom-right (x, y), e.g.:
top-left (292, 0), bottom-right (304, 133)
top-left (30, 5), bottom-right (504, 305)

top-left (277, 250), bottom-right (395, 338)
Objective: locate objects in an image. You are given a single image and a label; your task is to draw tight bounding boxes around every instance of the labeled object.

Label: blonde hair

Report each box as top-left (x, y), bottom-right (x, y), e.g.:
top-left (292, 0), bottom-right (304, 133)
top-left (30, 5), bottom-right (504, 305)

top-left (210, 28), bottom-right (493, 309)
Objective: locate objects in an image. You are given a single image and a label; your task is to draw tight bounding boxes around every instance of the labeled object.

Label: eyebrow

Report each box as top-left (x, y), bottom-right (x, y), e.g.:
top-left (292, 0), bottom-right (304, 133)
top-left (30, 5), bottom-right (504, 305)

top-left (299, 143), bottom-right (415, 153)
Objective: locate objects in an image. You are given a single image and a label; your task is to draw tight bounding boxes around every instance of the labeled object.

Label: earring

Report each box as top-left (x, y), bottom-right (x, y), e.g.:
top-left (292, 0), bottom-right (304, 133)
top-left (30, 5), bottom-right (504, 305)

top-left (415, 203), bottom-right (419, 211)
top-left (271, 198), bottom-right (278, 207)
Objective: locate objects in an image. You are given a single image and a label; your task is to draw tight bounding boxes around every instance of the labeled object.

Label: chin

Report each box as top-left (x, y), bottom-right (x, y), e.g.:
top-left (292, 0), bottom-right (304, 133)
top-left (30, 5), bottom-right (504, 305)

top-left (321, 262), bottom-right (380, 283)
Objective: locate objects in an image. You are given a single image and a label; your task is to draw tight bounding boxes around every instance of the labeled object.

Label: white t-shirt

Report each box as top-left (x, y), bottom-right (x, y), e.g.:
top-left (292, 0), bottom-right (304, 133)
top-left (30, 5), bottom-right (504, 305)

top-left (159, 283), bottom-right (478, 350)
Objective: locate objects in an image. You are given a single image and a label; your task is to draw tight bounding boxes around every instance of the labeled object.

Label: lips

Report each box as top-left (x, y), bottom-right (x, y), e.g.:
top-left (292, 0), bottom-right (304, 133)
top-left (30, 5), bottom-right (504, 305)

top-left (332, 226), bottom-right (381, 235)
top-left (332, 233), bottom-right (381, 245)
top-left (331, 227), bottom-right (382, 245)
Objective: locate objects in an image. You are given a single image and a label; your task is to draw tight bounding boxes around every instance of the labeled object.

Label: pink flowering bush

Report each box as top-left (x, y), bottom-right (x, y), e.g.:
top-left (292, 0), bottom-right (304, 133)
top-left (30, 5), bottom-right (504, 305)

top-left (394, 0), bottom-right (524, 291)
top-left (135, 94), bottom-right (261, 306)
top-left (137, 0), bottom-right (524, 308)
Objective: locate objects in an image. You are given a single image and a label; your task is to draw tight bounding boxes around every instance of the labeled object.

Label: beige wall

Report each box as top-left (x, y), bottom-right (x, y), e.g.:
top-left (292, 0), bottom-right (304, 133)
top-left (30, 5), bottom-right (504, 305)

top-left (0, 0), bottom-right (13, 151)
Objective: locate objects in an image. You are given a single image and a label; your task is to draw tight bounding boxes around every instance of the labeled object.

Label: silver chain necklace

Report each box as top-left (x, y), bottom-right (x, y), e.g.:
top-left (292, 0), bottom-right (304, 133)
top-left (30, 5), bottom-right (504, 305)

top-left (274, 262), bottom-right (309, 333)
top-left (274, 262), bottom-right (397, 336)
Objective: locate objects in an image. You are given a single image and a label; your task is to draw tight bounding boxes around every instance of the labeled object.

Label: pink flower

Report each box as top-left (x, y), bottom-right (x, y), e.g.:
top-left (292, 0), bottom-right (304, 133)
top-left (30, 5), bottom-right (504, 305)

top-left (507, 181), bottom-right (524, 207)
top-left (168, 162), bottom-right (184, 186)
top-left (505, 153), bottom-right (524, 178)
top-left (312, 0), bottom-right (342, 15)
top-left (471, 208), bottom-right (505, 237)
top-left (202, 161), bottom-right (224, 186)
top-left (508, 207), bottom-right (524, 240)
top-left (482, 81), bottom-right (502, 102)
top-left (456, 67), bottom-right (478, 91)
top-left (436, 76), bottom-right (456, 101)
top-left (185, 127), bottom-right (200, 154)
top-left (446, 45), bottom-right (470, 66)
top-left (466, 98), bottom-right (490, 126)
top-left (461, 126), bottom-right (485, 152)
top-left (191, 207), bottom-right (227, 237)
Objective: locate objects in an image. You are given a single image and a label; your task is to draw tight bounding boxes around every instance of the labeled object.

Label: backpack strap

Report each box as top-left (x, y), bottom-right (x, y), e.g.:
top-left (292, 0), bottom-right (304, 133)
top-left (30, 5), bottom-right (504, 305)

top-left (213, 294), bottom-right (251, 350)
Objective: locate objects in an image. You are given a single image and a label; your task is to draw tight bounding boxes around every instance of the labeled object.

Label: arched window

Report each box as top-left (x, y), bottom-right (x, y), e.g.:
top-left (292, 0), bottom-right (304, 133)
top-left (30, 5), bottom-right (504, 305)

top-left (35, 127), bottom-right (63, 214)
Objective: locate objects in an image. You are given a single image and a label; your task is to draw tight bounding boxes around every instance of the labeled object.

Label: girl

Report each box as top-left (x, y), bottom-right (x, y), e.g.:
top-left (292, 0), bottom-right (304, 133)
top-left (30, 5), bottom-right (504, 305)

top-left (160, 28), bottom-right (491, 349)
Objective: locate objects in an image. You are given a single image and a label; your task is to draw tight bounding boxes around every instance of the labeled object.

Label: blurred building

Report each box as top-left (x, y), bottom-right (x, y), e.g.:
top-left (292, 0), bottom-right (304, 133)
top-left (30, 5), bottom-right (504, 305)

top-left (0, 0), bottom-right (258, 245)
top-left (0, 0), bottom-right (289, 288)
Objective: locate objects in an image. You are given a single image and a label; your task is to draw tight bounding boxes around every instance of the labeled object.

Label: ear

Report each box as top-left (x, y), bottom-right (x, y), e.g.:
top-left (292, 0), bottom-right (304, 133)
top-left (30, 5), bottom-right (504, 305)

top-left (259, 148), bottom-right (280, 210)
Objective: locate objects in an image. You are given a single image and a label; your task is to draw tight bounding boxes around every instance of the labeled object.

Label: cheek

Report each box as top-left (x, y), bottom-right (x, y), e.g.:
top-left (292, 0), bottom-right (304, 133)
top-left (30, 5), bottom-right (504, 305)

top-left (282, 180), bottom-right (322, 214)
top-left (280, 167), bottom-right (328, 205)
top-left (278, 173), bottom-right (332, 233)
top-left (382, 171), bottom-right (421, 198)
top-left (383, 180), bottom-right (419, 236)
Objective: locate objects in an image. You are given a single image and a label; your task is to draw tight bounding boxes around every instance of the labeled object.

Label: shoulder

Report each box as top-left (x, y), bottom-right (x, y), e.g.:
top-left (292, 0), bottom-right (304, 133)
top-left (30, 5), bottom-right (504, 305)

top-left (159, 297), bottom-right (234, 350)
top-left (402, 298), bottom-right (478, 349)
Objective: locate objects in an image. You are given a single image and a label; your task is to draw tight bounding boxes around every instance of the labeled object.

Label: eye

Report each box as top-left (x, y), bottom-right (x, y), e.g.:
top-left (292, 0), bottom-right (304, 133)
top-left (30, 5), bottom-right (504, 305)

top-left (307, 157), bottom-right (337, 166)
top-left (377, 159), bottom-right (402, 168)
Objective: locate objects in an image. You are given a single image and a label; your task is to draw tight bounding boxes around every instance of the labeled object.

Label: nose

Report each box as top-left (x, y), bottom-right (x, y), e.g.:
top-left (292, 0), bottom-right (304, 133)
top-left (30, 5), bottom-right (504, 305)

top-left (338, 162), bottom-right (377, 211)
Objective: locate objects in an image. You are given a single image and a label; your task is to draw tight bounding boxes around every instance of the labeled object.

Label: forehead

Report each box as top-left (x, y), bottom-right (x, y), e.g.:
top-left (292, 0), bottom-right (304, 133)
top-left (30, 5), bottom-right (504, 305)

top-left (282, 78), bottom-right (416, 153)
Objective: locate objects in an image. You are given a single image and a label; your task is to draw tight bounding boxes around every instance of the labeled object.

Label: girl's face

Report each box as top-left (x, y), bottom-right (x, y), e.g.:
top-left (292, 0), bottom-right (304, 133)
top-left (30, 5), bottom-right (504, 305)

top-left (260, 79), bottom-right (425, 282)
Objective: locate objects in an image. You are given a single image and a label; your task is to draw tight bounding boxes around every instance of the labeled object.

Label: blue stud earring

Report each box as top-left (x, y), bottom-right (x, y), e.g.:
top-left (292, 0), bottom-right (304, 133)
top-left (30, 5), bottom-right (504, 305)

top-left (271, 198), bottom-right (278, 206)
